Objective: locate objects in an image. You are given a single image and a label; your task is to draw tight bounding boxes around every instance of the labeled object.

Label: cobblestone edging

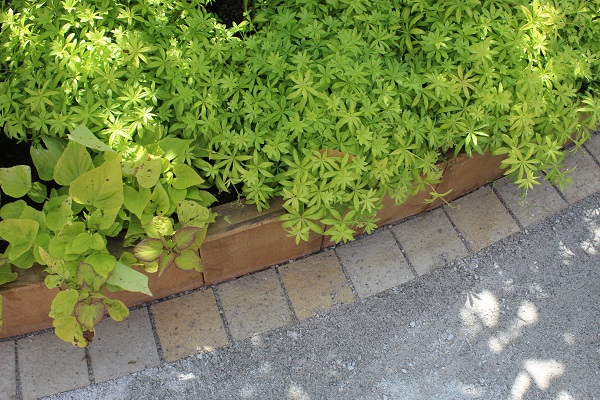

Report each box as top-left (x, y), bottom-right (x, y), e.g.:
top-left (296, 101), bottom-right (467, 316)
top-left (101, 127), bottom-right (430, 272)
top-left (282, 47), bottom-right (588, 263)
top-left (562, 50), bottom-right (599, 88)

top-left (0, 134), bottom-right (598, 399)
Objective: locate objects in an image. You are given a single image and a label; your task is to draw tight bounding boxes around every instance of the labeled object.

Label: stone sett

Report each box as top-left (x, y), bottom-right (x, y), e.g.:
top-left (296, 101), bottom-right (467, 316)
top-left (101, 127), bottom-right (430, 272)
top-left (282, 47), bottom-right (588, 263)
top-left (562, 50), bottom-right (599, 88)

top-left (558, 147), bottom-right (600, 203)
top-left (279, 250), bottom-right (355, 320)
top-left (494, 177), bottom-right (567, 227)
top-left (17, 332), bottom-right (89, 400)
top-left (583, 132), bottom-right (600, 161)
top-left (445, 187), bottom-right (520, 252)
top-left (88, 307), bottom-right (160, 382)
top-left (217, 269), bottom-right (293, 341)
top-left (0, 341), bottom-right (16, 400)
top-left (392, 208), bottom-right (468, 276)
top-left (336, 230), bottom-right (414, 299)
top-left (152, 289), bottom-right (228, 362)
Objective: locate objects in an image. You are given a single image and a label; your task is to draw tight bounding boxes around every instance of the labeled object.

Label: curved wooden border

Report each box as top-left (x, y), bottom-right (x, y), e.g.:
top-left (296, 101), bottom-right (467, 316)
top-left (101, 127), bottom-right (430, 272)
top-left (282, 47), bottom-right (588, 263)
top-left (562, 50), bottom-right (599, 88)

top-left (0, 151), bottom-right (505, 338)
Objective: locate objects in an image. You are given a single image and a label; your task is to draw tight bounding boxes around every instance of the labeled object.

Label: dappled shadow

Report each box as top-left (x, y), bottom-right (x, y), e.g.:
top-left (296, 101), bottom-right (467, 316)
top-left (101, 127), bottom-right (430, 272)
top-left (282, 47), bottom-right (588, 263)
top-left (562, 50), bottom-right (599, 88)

top-left (453, 199), bottom-right (600, 399)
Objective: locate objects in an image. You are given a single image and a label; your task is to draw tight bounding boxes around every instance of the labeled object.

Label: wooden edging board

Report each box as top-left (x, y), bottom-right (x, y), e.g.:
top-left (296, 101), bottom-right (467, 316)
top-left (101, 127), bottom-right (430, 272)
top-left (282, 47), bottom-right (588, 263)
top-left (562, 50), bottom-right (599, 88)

top-left (0, 151), bottom-right (505, 338)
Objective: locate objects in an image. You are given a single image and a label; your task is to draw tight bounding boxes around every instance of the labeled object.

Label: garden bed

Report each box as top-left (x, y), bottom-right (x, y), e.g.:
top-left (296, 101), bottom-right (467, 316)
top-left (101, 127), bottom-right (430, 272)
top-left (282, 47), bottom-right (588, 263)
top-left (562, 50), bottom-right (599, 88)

top-left (1, 0), bottom-right (599, 347)
top-left (0, 150), bottom-right (504, 338)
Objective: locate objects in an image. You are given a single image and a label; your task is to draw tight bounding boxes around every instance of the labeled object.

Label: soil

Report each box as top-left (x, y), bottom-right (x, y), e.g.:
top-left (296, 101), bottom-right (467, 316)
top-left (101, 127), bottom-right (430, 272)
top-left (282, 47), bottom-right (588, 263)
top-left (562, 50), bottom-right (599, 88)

top-left (205, 0), bottom-right (246, 27)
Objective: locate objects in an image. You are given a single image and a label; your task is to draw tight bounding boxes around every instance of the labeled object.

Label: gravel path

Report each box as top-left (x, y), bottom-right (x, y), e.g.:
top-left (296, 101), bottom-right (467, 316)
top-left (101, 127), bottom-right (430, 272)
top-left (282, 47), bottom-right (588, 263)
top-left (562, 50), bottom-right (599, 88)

top-left (46, 192), bottom-right (600, 399)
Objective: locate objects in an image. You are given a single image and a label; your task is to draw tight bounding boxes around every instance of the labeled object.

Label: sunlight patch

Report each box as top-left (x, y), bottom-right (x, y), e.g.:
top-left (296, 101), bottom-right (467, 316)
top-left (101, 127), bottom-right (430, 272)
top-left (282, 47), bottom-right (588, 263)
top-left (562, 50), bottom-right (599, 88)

top-left (177, 373), bottom-right (196, 381)
top-left (460, 290), bottom-right (500, 339)
top-left (562, 332), bottom-right (576, 345)
top-left (556, 390), bottom-right (575, 400)
top-left (558, 241), bottom-right (575, 266)
top-left (288, 383), bottom-right (311, 400)
top-left (488, 301), bottom-right (538, 354)
top-left (525, 359), bottom-right (564, 390)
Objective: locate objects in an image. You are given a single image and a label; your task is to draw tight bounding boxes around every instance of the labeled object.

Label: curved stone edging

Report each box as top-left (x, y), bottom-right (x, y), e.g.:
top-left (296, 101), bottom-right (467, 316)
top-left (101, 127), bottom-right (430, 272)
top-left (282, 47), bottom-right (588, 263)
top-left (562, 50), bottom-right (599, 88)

top-left (0, 151), bottom-right (505, 338)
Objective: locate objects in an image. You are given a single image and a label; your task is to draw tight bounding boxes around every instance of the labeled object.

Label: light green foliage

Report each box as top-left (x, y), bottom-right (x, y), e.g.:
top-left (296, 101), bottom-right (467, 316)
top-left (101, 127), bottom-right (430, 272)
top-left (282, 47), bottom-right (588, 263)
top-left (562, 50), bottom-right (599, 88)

top-left (3, 0), bottom-right (595, 243)
top-left (0, 166), bottom-right (32, 198)
top-left (1, 0), bottom-right (600, 341)
top-left (134, 225), bottom-right (205, 276)
top-left (0, 127), bottom-right (215, 344)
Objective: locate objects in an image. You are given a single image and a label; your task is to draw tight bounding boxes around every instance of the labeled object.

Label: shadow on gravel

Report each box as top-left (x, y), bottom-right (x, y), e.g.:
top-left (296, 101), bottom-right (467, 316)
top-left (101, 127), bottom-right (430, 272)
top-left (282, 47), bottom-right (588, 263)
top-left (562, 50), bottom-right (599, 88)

top-left (46, 195), bottom-right (599, 400)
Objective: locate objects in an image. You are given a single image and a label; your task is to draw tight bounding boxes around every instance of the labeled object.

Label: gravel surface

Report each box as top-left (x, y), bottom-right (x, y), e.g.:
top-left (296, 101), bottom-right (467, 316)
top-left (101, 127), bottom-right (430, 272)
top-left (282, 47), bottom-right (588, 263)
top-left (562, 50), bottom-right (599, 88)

top-left (46, 193), bottom-right (600, 400)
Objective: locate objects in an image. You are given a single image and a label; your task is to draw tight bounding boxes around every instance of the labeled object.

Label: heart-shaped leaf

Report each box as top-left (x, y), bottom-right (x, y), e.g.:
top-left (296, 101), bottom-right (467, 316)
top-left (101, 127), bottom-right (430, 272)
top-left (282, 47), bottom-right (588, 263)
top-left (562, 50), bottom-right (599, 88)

top-left (172, 226), bottom-right (202, 251)
top-left (0, 165), bottom-right (32, 198)
top-left (134, 238), bottom-right (164, 262)
top-left (0, 219), bottom-right (39, 261)
top-left (174, 249), bottom-right (202, 271)
top-left (104, 299), bottom-right (129, 322)
top-left (84, 254), bottom-right (116, 278)
top-left (53, 141), bottom-right (93, 186)
top-left (68, 125), bottom-right (114, 152)
top-left (70, 154), bottom-right (123, 210)
top-left (171, 163), bottom-right (204, 189)
top-left (106, 261), bottom-right (152, 296)
top-left (74, 301), bottom-right (105, 330)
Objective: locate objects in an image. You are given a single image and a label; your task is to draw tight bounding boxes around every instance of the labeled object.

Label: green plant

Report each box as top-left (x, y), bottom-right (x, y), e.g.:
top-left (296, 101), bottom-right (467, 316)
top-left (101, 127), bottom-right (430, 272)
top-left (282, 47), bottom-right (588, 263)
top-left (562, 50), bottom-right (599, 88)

top-left (0, 125), bottom-right (215, 346)
top-left (1, 0), bottom-right (599, 345)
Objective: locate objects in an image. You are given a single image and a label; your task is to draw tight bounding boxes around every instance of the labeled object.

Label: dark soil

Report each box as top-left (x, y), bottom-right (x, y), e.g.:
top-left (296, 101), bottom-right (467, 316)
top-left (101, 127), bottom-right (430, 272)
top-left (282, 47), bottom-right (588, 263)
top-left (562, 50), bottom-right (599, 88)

top-left (0, 133), bottom-right (45, 207)
top-left (0, 133), bottom-right (33, 171)
top-left (205, 0), bottom-right (246, 27)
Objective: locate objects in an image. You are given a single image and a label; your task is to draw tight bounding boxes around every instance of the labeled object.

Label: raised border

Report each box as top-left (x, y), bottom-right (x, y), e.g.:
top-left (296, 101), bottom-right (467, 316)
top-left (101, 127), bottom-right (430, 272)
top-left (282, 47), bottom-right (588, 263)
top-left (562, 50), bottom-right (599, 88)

top-left (0, 151), bottom-right (505, 338)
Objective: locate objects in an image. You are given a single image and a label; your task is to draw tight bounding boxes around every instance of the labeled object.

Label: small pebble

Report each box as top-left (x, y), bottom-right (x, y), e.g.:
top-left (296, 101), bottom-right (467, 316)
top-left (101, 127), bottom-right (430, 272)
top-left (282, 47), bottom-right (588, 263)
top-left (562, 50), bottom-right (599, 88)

top-left (409, 321), bottom-right (416, 328)
top-left (401, 369), bottom-right (408, 374)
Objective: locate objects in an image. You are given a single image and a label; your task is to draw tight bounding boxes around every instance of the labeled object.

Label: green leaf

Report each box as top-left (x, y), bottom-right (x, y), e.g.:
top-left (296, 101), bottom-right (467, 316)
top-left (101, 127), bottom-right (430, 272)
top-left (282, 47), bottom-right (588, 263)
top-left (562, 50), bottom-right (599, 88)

top-left (106, 261), bottom-right (152, 296)
top-left (134, 159), bottom-right (162, 188)
top-left (148, 183), bottom-right (170, 215)
top-left (157, 252), bottom-right (176, 277)
top-left (0, 200), bottom-right (28, 219)
top-left (174, 249), bottom-right (202, 271)
top-left (104, 298), bottom-right (129, 322)
top-left (71, 233), bottom-right (93, 254)
top-left (0, 263), bottom-right (18, 285)
top-left (45, 274), bottom-right (63, 289)
top-left (53, 315), bottom-right (78, 342)
top-left (30, 137), bottom-right (65, 181)
top-left (68, 125), bottom-right (114, 152)
top-left (0, 219), bottom-right (39, 261)
top-left (0, 166), bottom-right (32, 198)
top-left (45, 196), bottom-right (73, 232)
top-left (52, 315), bottom-right (86, 347)
top-left (53, 141), bottom-right (93, 186)
top-left (49, 288), bottom-right (79, 319)
top-left (87, 207), bottom-right (121, 231)
top-left (76, 262), bottom-right (96, 287)
top-left (123, 186), bottom-right (152, 220)
top-left (172, 226), bottom-right (202, 251)
top-left (133, 238), bottom-right (164, 262)
top-left (74, 301), bottom-right (105, 330)
top-left (177, 200), bottom-right (213, 228)
top-left (27, 182), bottom-right (47, 203)
top-left (158, 138), bottom-right (194, 161)
top-left (38, 247), bottom-right (70, 279)
top-left (171, 163), bottom-right (205, 189)
top-left (49, 222), bottom-right (86, 260)
top-left (145, 216), bottom-right (173, 238)
top-left (186, 188), bottom-right (218, 207)
top-left (70, 154), bottom-right (123, 210)
top-left (84, 253), bottom-right (116, 278)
